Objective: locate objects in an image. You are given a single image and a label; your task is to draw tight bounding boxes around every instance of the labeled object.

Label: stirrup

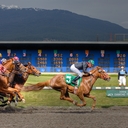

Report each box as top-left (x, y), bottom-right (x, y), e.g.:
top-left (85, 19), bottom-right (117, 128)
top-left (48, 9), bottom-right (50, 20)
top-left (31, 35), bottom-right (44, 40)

top-left (71, 81), bottom-right (77, 85)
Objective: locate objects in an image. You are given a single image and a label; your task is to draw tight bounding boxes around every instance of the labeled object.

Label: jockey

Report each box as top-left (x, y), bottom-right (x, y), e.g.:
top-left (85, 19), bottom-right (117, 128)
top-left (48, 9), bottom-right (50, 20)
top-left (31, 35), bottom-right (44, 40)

top-left (13, 56), bottom-right (21, 70)
top-left (70, 59), bottom-right (94, 87)
top-left (1, 58), bottom-right (7, 64)
top-left (8, 56), bottom-right (21, 87)
top-left (13, 56), bottom-right (19, 62)
top-left (14, 56), bottom-right (19, 61)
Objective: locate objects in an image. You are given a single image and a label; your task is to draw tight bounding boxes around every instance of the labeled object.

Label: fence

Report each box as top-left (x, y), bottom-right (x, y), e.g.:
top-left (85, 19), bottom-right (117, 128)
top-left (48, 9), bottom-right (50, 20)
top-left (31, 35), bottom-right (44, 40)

top-left (93, 87), bottom-right (128, 98)
top-left (43, 86), bottom-right (128, 98)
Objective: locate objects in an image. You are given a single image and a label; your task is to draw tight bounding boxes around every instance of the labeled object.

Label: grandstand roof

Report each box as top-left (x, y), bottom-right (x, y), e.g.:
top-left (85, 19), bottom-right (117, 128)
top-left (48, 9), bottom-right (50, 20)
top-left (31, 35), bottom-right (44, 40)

top-left (0, 41), bottom-right (128, 50)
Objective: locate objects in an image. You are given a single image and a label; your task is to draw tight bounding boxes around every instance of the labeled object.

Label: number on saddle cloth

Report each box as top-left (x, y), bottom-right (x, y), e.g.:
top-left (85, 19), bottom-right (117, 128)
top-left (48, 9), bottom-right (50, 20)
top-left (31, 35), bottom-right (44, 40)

top-left (65, 74), bottom-right (82, 87)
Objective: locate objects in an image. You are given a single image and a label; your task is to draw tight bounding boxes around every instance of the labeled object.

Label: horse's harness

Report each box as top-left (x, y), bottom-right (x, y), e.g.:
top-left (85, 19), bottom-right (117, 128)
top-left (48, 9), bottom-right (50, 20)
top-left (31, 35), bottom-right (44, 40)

top-left (90, 68), bottom-right (108, 80)
top-left (27, 65), bottom-right (39, 75)
top-left (85, 68), bottom-right (108, 87)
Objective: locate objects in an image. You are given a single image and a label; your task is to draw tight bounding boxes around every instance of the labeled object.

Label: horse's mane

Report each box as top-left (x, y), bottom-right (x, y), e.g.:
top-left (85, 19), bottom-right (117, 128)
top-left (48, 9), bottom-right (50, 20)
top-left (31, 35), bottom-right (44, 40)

top-left (90, 66), bottom-right (99, 71)
top-left (2, 59), bottom-right (13, 67)
top-left (2, 58), bottom-right (13, 65)
top-left (83, 66), bottom-right (100, 77)
top-left (24, 64), bottom-right (28, 67)
top-left (90, 66), bottom-right (102, 72)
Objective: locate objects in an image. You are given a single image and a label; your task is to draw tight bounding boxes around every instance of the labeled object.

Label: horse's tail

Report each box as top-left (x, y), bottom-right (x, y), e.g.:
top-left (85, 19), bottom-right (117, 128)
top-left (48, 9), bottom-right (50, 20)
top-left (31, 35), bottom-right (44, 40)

top-left (22, 80), bottom-right (51, 92)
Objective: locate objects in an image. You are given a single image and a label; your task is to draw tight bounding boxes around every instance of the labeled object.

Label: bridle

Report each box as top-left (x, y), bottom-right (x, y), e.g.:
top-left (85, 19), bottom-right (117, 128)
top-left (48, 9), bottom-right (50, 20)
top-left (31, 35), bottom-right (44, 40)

top-left (89, 67), bottom-right (109, 80)
top-left (26, 64), bottom-right (40, 76)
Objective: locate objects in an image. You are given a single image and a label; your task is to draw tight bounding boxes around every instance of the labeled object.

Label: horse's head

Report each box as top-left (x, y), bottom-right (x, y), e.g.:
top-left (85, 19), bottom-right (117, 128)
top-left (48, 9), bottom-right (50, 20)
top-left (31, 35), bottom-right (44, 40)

top-left (25, 62), bottom-right (41, 76)
top-left (90, 66), bottom-right (111, 81)
top-left (17, 62), bottom-right (28, 73)
top-left (13, 62), bottom-right (29, 80)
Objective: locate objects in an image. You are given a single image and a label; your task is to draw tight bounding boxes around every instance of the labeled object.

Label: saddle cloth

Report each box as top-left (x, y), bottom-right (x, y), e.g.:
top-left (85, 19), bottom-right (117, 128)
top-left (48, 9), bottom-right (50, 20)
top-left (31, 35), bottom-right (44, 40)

top-left (65, 74), bottom-right (82, 87)
top-left (0, 64), bottom-right (6, 73)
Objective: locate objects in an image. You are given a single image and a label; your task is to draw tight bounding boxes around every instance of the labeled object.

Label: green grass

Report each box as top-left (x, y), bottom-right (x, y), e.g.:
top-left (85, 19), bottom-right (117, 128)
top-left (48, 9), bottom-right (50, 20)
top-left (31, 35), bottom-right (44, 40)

top-left (17, 74), bottom-right (128, 108)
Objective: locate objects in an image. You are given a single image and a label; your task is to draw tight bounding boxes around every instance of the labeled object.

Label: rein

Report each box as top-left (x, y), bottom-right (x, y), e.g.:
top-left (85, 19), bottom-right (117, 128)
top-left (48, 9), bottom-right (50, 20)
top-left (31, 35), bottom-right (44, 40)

top-left (90, 68), bottom-right (108, 81)
top-left (87, 67), bottom-right (104, 87)
top-left (89, 74), bottom-right (95, 87)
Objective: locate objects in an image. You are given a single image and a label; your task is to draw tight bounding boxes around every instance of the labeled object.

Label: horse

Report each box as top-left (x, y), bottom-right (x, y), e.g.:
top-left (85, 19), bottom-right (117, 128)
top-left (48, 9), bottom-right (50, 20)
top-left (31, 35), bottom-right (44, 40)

top-left (23, 66), bottom-right (111, 110)
top-left (0, 61), bottom-right (41, 105)
top-left (0, 68), bottom-right (10, 103)
top-left (0, 58), bottom-right (28, 105)
top-left (2, 58), bottom-right (16, 72)
top-left (12, 62), bottom-right (41, 102)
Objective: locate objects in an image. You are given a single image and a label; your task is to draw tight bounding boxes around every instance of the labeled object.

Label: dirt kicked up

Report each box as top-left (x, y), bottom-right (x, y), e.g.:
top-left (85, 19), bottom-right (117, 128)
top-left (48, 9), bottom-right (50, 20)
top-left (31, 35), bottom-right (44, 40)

top-left (0, 106), bottom-right (128, 128)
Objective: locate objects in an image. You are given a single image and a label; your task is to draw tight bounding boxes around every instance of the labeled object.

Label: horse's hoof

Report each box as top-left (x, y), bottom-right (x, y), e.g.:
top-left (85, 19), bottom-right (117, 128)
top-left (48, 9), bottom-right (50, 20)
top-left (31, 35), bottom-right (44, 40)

top-left (22, 99), bottom-right (25, 103)
top-left (73, 101), bottom-right (77, 105)
top-left (7, 101), bottom-right (10, 104)
top-left (91, 108), bottom-right (94, 112)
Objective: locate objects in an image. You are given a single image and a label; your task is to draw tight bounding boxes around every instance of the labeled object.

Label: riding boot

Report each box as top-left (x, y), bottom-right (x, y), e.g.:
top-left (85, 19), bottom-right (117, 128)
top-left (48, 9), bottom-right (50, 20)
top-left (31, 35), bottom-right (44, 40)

top-left (71, 76), bottom-right (80, 85)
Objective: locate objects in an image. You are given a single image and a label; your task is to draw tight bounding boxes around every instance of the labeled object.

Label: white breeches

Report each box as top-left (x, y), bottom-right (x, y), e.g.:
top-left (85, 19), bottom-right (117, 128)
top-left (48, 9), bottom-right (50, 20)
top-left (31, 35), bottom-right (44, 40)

top-left (70, 64), bottom-right (83, 77)
top-left (119, 76), bottom-right (126, 86)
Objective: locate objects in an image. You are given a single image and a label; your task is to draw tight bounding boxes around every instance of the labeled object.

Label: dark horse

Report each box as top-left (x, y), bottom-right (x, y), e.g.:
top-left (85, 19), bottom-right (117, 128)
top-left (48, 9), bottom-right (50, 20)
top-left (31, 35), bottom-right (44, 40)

top-left (13, 62), bottom-right (41, 102)
top-left (23, 66), bottom-right (110, 110)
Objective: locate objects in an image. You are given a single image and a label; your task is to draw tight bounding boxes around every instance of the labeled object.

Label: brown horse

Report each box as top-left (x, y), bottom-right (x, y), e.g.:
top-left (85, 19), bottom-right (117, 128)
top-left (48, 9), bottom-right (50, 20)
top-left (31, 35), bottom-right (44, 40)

top-left (23, 66), bottom-right (111, 110)
top-left (2, 58), bottom-right (15, 72)
top-left (0, 59), bottom-right (41, 105)
top-left (0, 58), bottom-right (28, 104)
top-left (0, 69), bottom-right (12, 104)
top-left (13, 62), bottom-right (41, 102)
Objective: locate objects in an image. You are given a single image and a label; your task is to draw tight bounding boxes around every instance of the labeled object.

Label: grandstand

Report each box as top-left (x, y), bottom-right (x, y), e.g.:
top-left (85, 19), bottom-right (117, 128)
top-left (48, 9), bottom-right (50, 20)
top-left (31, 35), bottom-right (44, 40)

top-left (0, 41), bottom-right (128, 73)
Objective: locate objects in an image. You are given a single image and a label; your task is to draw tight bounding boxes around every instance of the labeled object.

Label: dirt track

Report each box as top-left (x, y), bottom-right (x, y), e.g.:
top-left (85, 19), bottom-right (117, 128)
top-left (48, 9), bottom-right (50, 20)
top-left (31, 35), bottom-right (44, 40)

top-left (0, 106), bottom-right (128, 128)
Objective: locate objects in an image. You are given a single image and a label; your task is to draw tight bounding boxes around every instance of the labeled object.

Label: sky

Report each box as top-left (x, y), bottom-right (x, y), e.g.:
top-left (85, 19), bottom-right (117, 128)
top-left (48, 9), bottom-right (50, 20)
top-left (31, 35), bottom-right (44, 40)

top-left (0, 0), bottom-right (128, 29)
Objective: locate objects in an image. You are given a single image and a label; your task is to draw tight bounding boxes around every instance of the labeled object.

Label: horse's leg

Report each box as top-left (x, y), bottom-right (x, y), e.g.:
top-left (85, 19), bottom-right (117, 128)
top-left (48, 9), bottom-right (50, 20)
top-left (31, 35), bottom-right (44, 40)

top-left (0, 89), bottom-right (15, 104)
top-left (0, 95), bottom-right (4, 102)
top-left (14, 84), bottom-right (25, 102)
top-left (8, 87), bottom-right (25, 103)
top-left (86, 94), bottom-right (96, 111)
top-left (59, 87), bottom-right (79, 105)
top-left (65, 88), bottom-right (70, 97)
top-left (75, 93), bottom-right (87, 107)
top-left (60, 95), bottom-right (78, 105)
top-left (15, 93), bottom-right (25, 103)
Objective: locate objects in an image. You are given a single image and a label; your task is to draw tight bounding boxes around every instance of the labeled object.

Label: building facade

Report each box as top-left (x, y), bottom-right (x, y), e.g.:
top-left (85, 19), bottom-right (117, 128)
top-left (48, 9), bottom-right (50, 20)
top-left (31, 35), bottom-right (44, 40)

top-left (0, 41), bottom-right (128, 72)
